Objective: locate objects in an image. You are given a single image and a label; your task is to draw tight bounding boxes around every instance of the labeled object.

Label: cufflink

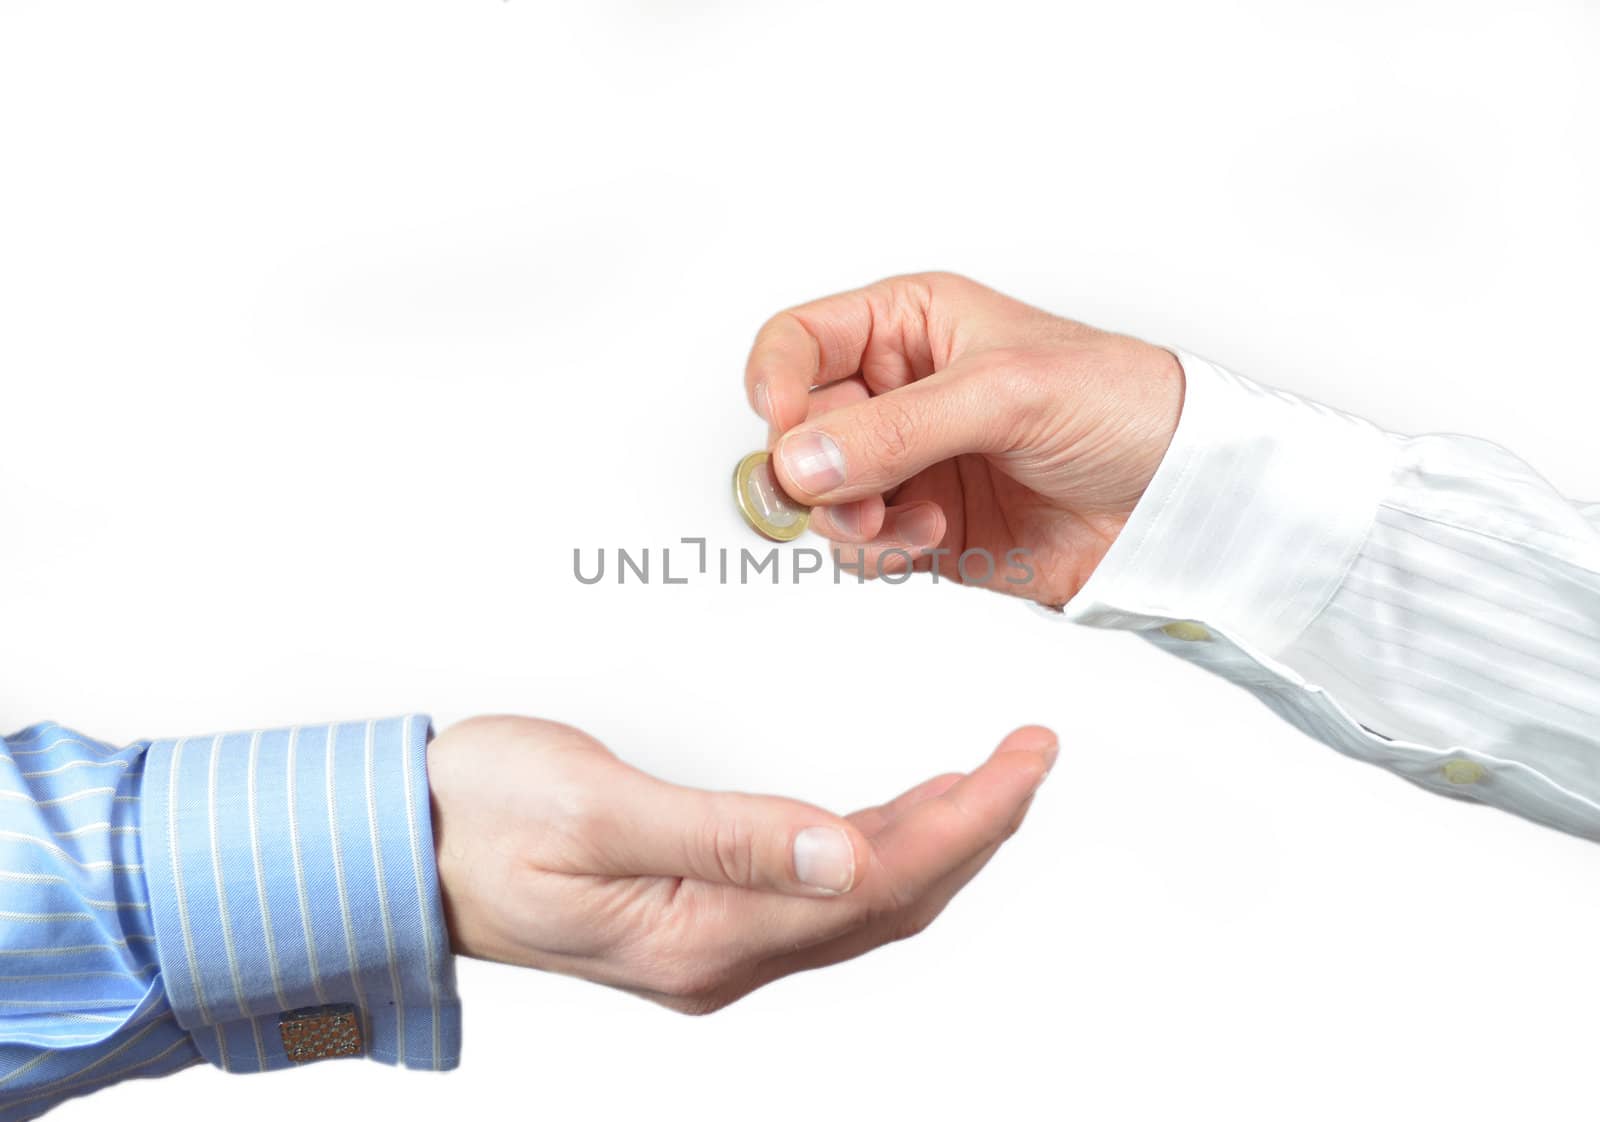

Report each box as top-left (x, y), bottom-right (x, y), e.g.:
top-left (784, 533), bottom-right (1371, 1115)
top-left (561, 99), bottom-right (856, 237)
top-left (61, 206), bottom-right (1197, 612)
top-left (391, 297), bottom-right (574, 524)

top-left (279, 1004), bottom-right (364, 1064)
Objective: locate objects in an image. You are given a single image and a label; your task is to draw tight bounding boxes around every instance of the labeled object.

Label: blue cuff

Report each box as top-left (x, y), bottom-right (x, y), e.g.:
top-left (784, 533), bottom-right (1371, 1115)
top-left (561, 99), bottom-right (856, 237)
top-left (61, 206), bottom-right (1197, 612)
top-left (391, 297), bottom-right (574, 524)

top-left (140, 716), bottom-right (461, 1072)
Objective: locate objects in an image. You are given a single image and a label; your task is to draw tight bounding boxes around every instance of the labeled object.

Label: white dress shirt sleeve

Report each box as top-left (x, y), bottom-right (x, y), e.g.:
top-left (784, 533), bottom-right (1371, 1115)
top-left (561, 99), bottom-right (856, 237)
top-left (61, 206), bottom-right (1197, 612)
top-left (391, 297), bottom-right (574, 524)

top-left (1057, 351), bottom-right (1600, 840)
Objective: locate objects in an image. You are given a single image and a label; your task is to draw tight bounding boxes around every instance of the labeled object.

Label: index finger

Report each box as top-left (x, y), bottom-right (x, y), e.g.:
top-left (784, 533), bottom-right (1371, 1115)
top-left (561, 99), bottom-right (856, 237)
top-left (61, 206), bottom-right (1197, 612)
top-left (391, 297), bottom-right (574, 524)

top-left (868, 724), bottom-right (1056, 898)
top-left (743, 278), bottom-right (935, 431)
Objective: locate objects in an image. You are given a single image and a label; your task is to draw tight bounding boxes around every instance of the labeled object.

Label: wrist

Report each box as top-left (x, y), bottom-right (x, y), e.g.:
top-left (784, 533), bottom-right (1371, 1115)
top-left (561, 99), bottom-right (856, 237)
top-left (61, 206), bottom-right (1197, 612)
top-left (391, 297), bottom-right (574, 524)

top-left (1121, 342), bottom-right (1187, 514)
top-left (1060, 350), bottom-right (1398, 654)
top-left (426, 727), bottom-right (493, 963)
top-left (1056, 340), bottom-right (1186, 594)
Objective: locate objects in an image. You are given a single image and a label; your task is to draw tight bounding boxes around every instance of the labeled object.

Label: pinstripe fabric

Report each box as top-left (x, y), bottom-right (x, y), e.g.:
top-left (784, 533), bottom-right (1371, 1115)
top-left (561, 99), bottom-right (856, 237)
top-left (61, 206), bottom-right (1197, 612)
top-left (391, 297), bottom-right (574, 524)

top-left (0, 725), bottom-right (198, 1121)
top-left (0, 716), bottom-right (460, 1120)
top-left (1061, 352), bottom-right (1600, 841)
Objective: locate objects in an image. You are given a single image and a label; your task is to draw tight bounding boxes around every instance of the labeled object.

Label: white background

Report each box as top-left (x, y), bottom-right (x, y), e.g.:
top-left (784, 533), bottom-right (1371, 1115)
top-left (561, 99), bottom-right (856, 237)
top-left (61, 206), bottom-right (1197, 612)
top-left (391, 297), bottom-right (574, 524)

top-left (3, 1), bottom-right (1598, 1119)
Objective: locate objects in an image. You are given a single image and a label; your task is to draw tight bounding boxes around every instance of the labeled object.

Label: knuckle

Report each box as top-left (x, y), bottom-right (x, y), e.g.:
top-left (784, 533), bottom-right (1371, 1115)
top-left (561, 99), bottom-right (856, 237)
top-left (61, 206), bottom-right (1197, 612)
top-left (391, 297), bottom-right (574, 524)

top-left (748, 311), bottom-right (808, 376)
top-left (883, 269), bottom-right (969, 296)
top-left (866, 273), bottom-right (945, 332)
top-left (699, 808), bottom-right (757, 888)
top-left (755, 308), bottom-right (800, 346)
top-left (550, 779), bottom-right (602, 836)
top-left (912, 269), bottom-right (973, 292)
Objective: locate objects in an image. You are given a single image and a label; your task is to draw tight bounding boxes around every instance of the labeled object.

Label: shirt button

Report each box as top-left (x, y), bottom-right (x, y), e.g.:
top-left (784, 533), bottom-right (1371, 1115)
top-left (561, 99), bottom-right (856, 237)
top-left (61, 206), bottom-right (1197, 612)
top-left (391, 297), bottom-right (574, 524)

top-left (1160, 621), bottom-right (1211, 642)
top-left (1442, 759), bottom-right (1486, 785)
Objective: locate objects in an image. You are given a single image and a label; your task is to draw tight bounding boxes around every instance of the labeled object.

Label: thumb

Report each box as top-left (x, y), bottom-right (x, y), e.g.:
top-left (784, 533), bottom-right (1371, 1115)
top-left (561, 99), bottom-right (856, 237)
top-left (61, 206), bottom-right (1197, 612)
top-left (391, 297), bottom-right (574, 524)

top-left (587, 769), bottom-right (868, 897)
top-left (771, 356), bottom-right (1022, 506)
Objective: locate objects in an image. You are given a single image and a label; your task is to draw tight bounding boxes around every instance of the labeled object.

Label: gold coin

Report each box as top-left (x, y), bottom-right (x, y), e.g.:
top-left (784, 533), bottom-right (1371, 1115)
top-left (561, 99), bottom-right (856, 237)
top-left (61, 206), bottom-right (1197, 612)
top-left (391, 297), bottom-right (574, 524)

top-left (733, 450), bottom-right (810, 542)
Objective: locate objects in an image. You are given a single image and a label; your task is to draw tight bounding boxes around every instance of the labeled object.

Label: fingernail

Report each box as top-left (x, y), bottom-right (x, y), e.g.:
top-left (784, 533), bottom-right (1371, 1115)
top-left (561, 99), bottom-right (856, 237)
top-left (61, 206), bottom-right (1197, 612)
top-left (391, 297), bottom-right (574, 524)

top-left (892, 505), bottom-right (941, 548)
top-left (793, 826), bottom-right (855, 893)
top-left (778, 431), bottom-right (846, 495)
top-left (753, 382), bottom-right (772, 423)
top-left (1035, 741), bottom-right (1060, 789)
top-left (827, 501), bottom-right (862, 538)
top-left (1041, 739), bottom-right (1060, 771)
top-left (1000, 735), bottom-right (1057, 757)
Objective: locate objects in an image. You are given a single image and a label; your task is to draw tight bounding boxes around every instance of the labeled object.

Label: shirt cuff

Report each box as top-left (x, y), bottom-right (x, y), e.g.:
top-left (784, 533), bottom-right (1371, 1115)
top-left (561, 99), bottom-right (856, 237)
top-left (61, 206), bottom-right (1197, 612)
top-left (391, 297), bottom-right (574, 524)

top-left (139, 715), bottom-right (461, 1073)
top-left (1059, 350), bottom-right (1401, 658)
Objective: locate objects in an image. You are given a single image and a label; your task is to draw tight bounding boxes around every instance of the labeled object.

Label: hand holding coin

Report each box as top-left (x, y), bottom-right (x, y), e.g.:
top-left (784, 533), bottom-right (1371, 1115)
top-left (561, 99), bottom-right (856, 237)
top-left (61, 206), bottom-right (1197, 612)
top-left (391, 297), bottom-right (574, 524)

top-left (739, 272), bottom-right (1185, 605)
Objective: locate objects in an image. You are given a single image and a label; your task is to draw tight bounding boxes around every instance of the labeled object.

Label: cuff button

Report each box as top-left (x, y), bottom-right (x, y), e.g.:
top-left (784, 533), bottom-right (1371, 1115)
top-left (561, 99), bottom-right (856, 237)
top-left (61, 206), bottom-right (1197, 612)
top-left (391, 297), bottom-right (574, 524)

top-left (1442, 759), bottom-right (1486, 785)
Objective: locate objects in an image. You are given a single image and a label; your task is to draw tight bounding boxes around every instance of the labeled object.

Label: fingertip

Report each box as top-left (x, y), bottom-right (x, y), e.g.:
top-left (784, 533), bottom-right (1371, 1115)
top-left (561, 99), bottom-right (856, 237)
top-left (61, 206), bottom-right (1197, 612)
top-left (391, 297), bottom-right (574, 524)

top-left (747, 317), bottom-right (824, 435)
top-left (768, 381), bottom-right (808, 435)
top-left (995, 724), bottom-right (1058, 757)
top-left (759, 389), bottom-right (786, 435)
top-left (992, 726), bottom-right (1059, 791)
top-left (810, 497), bottom-right (885, 542)
top-left (886, 502), bottom-right (945, 551)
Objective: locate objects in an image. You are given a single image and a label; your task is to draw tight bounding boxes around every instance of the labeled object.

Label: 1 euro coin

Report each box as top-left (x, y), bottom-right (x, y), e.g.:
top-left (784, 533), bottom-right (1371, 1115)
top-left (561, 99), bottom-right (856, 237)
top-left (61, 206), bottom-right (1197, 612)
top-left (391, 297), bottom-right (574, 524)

top-left (733, 450), bottom-right (810, 542)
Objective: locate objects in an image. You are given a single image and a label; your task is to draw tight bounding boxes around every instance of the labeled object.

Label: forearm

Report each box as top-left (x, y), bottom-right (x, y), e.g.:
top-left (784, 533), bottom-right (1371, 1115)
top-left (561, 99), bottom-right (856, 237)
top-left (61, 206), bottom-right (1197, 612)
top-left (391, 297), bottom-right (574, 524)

top-left (1061, 353), bottom-right (1600, 839)
top-left (1, 717), bottom-right (461, 1120)
top-left (1, 724), bottom-right (199, 1120)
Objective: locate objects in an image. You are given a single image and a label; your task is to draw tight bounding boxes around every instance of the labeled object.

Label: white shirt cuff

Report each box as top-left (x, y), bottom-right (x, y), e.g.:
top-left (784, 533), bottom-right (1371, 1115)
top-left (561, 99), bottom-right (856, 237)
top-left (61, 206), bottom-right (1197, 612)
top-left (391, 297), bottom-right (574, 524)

top-left (1059, 351), bottom-right (1400, 657)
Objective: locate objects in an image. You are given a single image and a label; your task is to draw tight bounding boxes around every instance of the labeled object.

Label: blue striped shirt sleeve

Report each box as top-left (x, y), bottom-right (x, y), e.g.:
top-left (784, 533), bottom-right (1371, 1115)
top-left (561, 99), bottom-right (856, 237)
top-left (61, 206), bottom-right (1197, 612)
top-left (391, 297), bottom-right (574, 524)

top-left (1, 715), bottom-right (462, 1120)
